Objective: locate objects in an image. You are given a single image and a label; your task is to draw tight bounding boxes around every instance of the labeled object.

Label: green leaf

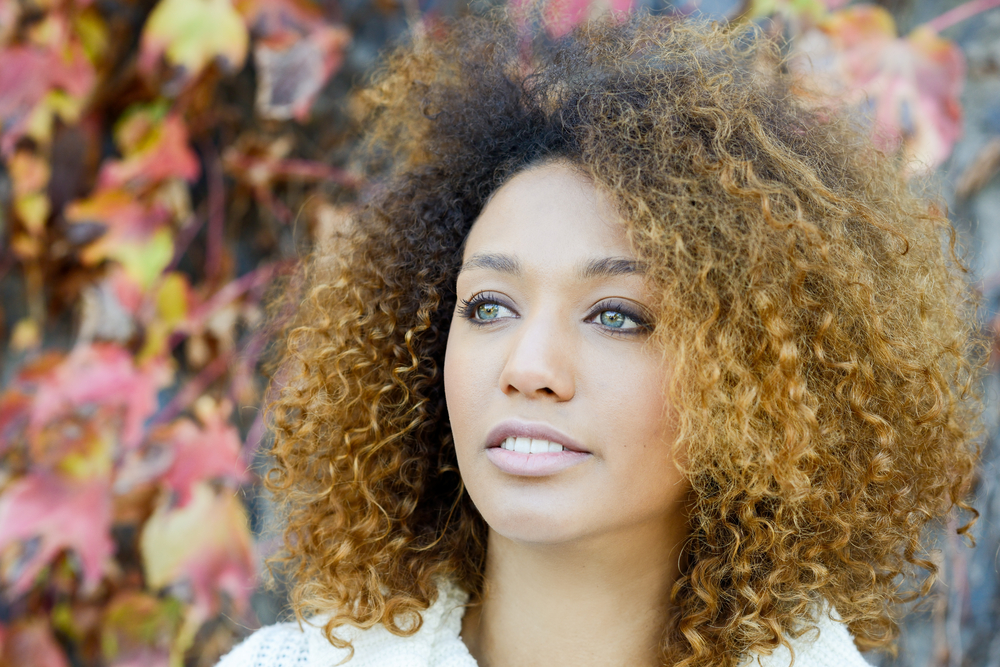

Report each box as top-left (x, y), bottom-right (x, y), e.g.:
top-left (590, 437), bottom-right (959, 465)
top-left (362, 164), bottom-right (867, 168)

top-left (113, 228), bottom-right (175, 291)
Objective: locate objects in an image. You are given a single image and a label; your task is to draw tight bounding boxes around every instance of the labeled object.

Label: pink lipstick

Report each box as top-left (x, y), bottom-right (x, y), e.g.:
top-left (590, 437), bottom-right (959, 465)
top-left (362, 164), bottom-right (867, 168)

top-left (483, 420), bottom-right (592, 477)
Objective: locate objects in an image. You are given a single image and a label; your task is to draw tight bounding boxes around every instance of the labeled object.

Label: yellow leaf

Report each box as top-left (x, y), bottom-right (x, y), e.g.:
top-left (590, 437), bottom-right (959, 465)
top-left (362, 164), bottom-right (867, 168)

top-left (8, 150), bottom-right (51, 196)
top-left (74, 10), bottom-right (110, 63)
top-left (54, 428), bottom-right (114, 480)
top-left (45, 89), bottom-right (86, 124)
top-left (140, 483), bottom-right (254, 615)
top-left (157, 272), bottom-right (190, 324)
top-left (11, 318), bottom-right (41, 351)
top-left (137, 272), bottom-right (190, 361)
top-left (141, 0), bottom-right (249, 77)
top-left (24, 102), bottom-right (54, 146)
top-left (113, 101), bottom-right (169, 153)
top-left (15, 192), bottom-right (51, 234)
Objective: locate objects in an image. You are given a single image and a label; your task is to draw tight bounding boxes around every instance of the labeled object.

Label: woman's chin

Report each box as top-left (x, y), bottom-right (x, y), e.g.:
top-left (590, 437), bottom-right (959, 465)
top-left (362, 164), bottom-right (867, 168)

top-left (475, 497), bottom-right (596, 546)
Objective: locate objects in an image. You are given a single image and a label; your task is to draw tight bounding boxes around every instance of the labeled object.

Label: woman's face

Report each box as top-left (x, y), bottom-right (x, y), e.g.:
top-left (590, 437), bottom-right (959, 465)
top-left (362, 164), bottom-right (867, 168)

top-left (444, 161), bottom-right (687, 545)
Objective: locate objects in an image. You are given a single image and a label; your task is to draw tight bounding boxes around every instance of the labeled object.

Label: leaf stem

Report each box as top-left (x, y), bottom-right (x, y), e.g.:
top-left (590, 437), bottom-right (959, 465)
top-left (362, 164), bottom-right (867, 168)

top-left (926, 0), bottom-right (1000, 33)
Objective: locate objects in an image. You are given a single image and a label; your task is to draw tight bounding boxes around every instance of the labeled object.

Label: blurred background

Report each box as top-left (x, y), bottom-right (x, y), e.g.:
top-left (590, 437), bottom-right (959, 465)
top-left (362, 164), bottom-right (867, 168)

top-left (0, 0), bottom-right (998, 664)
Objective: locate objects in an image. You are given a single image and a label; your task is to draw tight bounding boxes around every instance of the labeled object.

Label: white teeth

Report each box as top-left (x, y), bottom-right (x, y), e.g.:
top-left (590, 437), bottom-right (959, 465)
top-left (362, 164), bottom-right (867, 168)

top-left (498, 437), bottom-right (566, 454)
top-left (528, 439), bottom-right (547, 454)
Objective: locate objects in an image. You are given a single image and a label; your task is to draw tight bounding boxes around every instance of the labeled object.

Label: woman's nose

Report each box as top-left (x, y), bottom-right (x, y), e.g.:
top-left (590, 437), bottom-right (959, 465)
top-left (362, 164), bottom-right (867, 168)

top-left (497, 314), bottom-right (575, 401)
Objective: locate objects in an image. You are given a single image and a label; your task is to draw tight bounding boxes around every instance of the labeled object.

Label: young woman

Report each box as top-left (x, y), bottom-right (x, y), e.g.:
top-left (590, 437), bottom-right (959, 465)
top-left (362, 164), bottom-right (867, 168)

top-left (217, 12), bottom-right (980, 667)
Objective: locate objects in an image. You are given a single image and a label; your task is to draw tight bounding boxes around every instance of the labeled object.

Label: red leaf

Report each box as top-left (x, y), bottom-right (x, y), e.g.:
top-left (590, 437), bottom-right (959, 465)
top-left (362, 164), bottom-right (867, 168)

top-left (791, 5), bottom-right (964, 169)
top-left (543, 0), bottom-right (593, 37)
top-left (144, 401), bottom-right (249, 507)
top-left (508, 0), bottom-right (635, 38)
top-left (0, 618), bottom-right (70, 667)
top-left (26, 343), bottom-right (172, 451)
top-left (0, 43), bottom-right (95, 155)
top-left (98, 114), bottom-right (200, 190)
top-left (0, 473), bottom-right (113, 595)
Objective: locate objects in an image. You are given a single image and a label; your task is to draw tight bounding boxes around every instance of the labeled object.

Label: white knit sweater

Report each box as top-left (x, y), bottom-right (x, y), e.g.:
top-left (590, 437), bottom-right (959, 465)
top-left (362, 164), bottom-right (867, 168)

top-left (216, 582), bottom-right (873, 667)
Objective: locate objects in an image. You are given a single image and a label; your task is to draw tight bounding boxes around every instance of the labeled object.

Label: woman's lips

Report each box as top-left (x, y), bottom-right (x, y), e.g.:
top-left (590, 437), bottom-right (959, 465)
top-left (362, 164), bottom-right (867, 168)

top-left (483, 420), bottom-right (592, 477)
top-left (486, 447), bottom-right (591, 477)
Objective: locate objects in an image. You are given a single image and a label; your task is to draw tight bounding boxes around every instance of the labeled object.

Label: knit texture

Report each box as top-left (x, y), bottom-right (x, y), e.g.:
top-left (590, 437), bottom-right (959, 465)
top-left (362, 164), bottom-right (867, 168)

top-left (216, 583), bottom-right (873, 667)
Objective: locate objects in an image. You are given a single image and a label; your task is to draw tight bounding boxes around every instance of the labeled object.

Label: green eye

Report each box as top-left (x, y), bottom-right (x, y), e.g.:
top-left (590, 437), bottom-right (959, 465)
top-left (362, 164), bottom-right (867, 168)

top-left (600, 310), bottom-right (627, 328)
top-left (476, 303), bottom-right (503, 320)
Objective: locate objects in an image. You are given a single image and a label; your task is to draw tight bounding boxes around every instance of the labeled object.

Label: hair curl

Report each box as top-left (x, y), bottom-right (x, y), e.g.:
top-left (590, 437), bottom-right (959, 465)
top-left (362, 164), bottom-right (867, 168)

top-left (265, 12), bottom-right (981, 666)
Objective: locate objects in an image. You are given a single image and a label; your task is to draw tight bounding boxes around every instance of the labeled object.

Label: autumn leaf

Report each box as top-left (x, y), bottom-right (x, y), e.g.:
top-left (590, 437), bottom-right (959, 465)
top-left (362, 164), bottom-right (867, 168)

top-left (98, 112), bottom-right (201, 190)
top-left (747, 0), bottom-right (830, 23)
top-left (30, 418), bottom-right (114, 480)
top-left (136, 271), bottom-right (192, 360)
top-left (790, 5), bottom-right (964, 170)
top-left (223, 134), bottom-right (357, 211)
top-left (0, 618), bottom-right (70, 667)
top-left (65, 189), bottom-right (177, 289)
top-left (25, 343), bottom-right (172, 451)
top-left (101, 592), bottom-right (181, 667)
top-left (237, 0), bottom-right (350, 120)
top-left (139, 0), bottom-right (249, 80)
top-left (66, 189), bottom-right (171, 253)
top-left (0, 473), bottom-right (114, 595)
top-left (140, 482), bottom-right (255, 620)
top-left (128, 399), bottom-right (249, 508)
top-left (0, 42), bottom-right (95, 154)
top-left (254, 25), bottom-right (350, 120)
top-left (510, 0), bottom-right (635, 38)
top-left (0, 0), bottom-right (18, 45)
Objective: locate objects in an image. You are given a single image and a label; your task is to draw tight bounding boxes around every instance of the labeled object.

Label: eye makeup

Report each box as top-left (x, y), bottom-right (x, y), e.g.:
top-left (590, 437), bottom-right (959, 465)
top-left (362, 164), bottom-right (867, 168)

top-left (457, 293), bottom-right (651, 335)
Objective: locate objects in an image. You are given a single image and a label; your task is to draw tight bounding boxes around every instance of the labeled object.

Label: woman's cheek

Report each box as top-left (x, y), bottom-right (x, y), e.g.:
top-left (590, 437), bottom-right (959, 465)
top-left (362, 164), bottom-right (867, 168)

top-left (444, 328), bottom-right (490, 461)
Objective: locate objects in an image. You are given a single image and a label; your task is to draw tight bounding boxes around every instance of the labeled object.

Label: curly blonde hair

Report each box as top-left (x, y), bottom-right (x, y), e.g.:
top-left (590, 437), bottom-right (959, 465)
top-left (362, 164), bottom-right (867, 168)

top-left (265, 12), bottom-right (981, 666)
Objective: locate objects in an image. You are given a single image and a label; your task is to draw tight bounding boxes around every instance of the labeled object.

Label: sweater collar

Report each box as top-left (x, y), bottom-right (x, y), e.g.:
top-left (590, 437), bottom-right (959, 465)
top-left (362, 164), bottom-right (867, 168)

top-left (306, 581), bottom-right (477, 666)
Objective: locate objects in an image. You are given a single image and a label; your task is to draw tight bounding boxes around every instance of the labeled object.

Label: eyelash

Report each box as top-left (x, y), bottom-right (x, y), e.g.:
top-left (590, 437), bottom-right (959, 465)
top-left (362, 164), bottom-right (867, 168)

top-left (457, 293), bottom-right (651, 335)
top-left (457, 292), bottom-right (510, 325)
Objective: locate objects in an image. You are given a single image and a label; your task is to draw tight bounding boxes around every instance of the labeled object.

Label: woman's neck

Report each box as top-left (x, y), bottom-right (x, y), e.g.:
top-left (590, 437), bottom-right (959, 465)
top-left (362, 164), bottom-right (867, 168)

top-left (460, 517), bottom-right (685, 667)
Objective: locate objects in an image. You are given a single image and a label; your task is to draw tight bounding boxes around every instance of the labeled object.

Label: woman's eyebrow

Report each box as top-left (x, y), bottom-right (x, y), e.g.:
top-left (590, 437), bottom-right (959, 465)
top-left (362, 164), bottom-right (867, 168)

top-left (459, 254), bottom-right (644, 278)
top-left (580, 257), bottom-right (645, 279)
top-left (459, 253), bottom-right (521, 276)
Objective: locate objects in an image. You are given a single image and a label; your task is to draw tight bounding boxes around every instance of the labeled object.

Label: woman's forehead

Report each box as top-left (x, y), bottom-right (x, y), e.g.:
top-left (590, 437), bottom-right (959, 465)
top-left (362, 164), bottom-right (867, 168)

top-left (463, 161), bottom-right (631, 263)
